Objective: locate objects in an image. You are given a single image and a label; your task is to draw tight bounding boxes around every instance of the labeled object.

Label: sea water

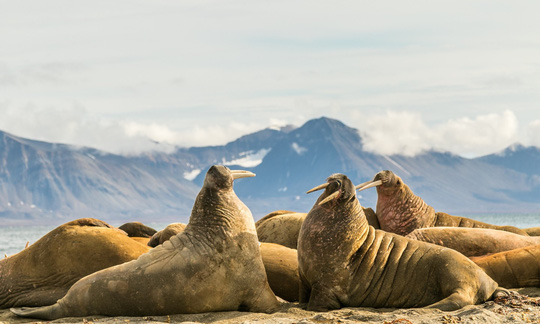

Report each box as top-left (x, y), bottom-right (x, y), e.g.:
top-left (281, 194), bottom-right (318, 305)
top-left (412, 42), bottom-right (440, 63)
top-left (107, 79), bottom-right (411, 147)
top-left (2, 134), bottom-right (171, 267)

top-left (0, 214), bottom-right (539, 257)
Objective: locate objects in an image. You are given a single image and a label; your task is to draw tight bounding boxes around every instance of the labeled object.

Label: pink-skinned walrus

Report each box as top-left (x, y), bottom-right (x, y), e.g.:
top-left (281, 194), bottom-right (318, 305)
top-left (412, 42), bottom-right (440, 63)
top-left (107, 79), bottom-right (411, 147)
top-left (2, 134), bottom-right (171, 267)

top-left (356, 170), bottom-right (529, 236)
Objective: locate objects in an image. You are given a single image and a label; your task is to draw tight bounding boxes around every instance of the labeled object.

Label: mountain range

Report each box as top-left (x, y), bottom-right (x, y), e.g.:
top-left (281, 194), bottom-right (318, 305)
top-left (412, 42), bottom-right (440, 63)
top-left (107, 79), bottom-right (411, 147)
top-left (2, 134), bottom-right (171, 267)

top-left (1, 117), bottom-right (539, 225)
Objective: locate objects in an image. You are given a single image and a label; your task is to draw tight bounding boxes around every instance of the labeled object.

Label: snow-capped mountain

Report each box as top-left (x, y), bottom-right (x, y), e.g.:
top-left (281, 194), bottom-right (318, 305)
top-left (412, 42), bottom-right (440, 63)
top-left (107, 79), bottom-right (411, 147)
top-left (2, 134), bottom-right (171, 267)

top-left (1, 117), bottom-right (539, 225)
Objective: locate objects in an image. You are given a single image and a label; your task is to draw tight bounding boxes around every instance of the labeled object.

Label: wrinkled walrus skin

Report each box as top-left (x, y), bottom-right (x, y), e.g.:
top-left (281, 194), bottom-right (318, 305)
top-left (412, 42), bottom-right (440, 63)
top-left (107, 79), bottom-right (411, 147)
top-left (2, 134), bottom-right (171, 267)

top-left (0, 218), bottom-right (150, 309)
top-left (255, 207), bottom-right (378, 249)
top-left (146, 222), bottom-right (300, 302)
top-left (298, 174), bottom-right (503, 312)
top-left (357, 170), bottom-right (528, 236)
top-left (11, 166), bottom-right (280, 319)
top-left (470, 245), bottom-right (540, 288)
top-left (406, 227), bottom-right (540, 257)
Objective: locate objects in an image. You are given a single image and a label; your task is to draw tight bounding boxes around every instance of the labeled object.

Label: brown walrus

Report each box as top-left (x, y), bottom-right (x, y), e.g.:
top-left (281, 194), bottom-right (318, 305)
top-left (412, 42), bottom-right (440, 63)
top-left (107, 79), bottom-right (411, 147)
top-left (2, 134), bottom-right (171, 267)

top-left (406, 227), bottom-right (540, 257)
top-left (470, 245), bottom-right (540, 288)
top-left (256, 207), bottom-right (378, 249)
top-left (0, 218), bottom-right (150, 309)
top-left (118, 222), bottom-right (157, 238)
top-left (356, 170), bottom-right (528, 236)
top-left (525, 227), bottom-right (540, 236)
top-left (298, 173), bottom-right (505, 311)
top-left (259, 242), bottom-right (300, 302)
top-left (145, 221), bottom-right (300, 302)
top-left (11, 166), bottom-right (280, 319)
top-left (147, 223), bottom-right (187, 247)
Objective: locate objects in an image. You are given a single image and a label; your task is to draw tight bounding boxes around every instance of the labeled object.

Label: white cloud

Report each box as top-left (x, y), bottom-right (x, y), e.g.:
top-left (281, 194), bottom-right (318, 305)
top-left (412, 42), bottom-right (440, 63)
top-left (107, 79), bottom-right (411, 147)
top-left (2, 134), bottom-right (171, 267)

top-left (526, 120), bottom-right (540, 147)
top-left (361, 110), bottom-right (519, 157)
top-left (361, 111), bottom-right (432, 157)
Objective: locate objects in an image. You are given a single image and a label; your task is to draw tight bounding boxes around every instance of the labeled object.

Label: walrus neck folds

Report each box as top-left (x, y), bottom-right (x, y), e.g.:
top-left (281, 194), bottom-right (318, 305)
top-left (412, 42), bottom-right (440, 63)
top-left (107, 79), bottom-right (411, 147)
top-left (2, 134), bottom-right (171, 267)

top-left (188, 186), bottom-right (256, 241)
top-left (376, 184), bottom-right (436, 236)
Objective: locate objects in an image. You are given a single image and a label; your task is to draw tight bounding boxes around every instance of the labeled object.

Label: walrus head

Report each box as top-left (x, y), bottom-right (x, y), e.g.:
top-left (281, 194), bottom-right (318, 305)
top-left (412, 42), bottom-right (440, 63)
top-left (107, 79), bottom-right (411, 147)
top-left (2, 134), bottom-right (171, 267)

top-left (356, 170), bottom-right (436, 235)
top-left (307, 173), bottom-right (357, 207)
top-left (203, 165), bottom-right (256, 190)
top-left (355, 170), bottom-right (404, 195)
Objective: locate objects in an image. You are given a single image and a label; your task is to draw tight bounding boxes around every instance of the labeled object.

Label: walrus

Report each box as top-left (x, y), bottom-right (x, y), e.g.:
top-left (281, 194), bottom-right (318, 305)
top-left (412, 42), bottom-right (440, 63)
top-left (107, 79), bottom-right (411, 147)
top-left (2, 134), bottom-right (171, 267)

top-left (356, 170), bottom-right (529, 236)
top-left (297, 173), bottom-right (505, 311)
top-left (406, 227), bottom-right (540, 257)
top-left (118, 222), bottom-right (157, 238)
top-left (147, 223), bottom-right (187, 247)
top-left (256, 207), bottom-right (378, 249)
top-left (470, 245), bottom-right (540, 288)
top-left (11, 166), bottom-right (280, 319)
top-left (0, 218), bottom-right (150, 309)
top-left (144, 221), bottom-right (299, 302)
top-left (259, 242), bottom-right (300, 302)
top-left (525, 227), bottom-right (540, 236)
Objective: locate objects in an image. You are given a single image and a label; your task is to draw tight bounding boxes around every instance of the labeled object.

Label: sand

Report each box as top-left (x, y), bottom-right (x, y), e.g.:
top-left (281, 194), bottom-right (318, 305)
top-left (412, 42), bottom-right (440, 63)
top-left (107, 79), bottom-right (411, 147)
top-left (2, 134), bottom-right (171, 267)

top-left (1, 288), bottom-right (539, 324)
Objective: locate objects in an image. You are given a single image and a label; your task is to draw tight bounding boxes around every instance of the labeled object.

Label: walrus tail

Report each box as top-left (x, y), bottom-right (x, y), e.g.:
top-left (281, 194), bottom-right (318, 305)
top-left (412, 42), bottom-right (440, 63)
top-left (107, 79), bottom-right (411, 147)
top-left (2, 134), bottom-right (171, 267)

top-left (10, 304), bottom-right (64, 320)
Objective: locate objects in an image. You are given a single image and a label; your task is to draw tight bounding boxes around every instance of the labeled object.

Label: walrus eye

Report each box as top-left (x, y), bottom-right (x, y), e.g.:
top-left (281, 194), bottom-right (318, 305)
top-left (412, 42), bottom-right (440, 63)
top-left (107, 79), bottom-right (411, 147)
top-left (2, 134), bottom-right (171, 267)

top-left (396, 180), bottom-right (401, 185)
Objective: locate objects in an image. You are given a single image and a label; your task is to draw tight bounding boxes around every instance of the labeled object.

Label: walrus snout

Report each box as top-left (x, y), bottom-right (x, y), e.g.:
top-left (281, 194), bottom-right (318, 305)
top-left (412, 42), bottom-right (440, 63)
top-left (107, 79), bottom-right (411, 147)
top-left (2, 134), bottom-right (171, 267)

top-left (307, 174), bottom-right (355, 206)
top-left (356, 170), bottom-right (402, 192)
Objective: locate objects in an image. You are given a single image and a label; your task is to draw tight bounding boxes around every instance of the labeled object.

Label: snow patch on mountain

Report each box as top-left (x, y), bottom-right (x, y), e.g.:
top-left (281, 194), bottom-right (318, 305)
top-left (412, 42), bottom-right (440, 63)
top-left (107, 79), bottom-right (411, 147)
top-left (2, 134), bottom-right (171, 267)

top-left (291, 142), bottom-right (307, 155)
top-left (223, 148), bottom-right (271, 168)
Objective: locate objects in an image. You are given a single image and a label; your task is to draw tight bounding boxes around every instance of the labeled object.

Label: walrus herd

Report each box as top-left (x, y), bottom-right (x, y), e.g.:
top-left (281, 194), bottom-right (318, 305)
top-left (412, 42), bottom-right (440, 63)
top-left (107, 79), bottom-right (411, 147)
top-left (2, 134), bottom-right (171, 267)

top-left (1, 166), bottom-right (538, 319)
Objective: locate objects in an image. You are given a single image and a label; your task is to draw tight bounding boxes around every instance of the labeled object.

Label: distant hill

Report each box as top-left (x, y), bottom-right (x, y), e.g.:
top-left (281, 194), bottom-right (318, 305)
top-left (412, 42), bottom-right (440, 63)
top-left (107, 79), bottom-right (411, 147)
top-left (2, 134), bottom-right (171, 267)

top-left (1, 117), bottom-right (539, 225)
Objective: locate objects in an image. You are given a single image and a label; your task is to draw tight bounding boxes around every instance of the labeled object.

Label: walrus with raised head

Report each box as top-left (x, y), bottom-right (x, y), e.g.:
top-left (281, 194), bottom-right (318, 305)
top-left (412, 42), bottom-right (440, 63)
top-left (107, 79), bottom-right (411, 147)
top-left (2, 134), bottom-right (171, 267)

top-left (356, 170), bottom-right (528, 236)
top-left (406, 226), bottom-right (540, 257)
top-left (0, 218), bottom-right (150, 309)
top-left (11, 166), bottom-right (280, 319)
top-left (297, 173), bottom-right (505, 311)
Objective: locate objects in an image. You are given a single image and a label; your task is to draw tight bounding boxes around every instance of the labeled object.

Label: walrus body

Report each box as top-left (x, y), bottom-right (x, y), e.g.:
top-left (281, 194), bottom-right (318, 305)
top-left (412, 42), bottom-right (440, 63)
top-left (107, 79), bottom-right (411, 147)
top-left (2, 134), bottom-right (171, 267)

top-left (145, 221), bottom-right (300, 302)
top-left (406, 227), bottom-right (540, 257)
top-left (0, 218), bottom-right (150, 309)
top-left (525, 227), bottom-right (540, 236)
top-left (118, 222), bottom-right (157, 238)
top-left (11, 166), bottom-right (280, 319)
top-left (256, 211), bottom-right (306, 249)
top-left (147, 223), bottom-right (187, 247)
top-left (259, 243), bottom-right (300, 302)
top-left (356, 170), bottom-right (528, 236)
top-left (256, 207), bottom-right (378, 249)
top-left (298, 174), bottom-right (502, 311)
top-left (471, 245), bottom-right (540, 288)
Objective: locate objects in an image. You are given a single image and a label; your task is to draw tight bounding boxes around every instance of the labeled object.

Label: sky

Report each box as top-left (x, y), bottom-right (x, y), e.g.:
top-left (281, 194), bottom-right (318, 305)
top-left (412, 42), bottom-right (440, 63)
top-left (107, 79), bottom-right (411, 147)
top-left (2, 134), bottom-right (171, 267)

top-left (1, 1), bottom-right (540, 158)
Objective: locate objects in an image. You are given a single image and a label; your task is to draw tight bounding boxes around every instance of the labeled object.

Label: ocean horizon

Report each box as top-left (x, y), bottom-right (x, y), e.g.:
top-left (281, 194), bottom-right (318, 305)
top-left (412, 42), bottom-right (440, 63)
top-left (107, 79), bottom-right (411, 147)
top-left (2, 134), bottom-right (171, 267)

top-left (1, 213), bottom-right (539, 257)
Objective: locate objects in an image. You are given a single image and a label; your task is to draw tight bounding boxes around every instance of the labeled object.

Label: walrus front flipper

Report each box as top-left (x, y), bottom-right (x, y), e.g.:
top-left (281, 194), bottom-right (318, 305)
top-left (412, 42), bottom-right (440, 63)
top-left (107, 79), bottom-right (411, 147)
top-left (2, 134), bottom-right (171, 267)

top-left (11, 304), bottom-right (64, 320)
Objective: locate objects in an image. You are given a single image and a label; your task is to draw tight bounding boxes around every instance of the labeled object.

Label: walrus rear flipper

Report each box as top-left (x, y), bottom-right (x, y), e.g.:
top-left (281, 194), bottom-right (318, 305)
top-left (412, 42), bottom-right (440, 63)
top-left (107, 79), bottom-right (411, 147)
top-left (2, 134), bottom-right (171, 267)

top-left (10, 304), bottom-right (63, 320)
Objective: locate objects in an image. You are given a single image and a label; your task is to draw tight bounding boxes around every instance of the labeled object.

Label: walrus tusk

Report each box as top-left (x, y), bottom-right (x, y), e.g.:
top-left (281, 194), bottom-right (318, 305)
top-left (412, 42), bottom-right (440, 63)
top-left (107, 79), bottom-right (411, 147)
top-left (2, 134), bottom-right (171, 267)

top-left (306, 183), bottom-right (329, 194)
top-left (230, 170), bottom-right (256, 179)
top-left (355, 180), bottom-right (382, 192)
top-left (318, 191), bottom-right (340, 206)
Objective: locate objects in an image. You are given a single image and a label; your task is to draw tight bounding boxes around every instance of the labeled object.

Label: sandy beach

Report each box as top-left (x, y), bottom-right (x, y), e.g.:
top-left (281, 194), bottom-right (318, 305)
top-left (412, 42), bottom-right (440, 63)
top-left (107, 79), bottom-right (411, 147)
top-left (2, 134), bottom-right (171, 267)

top-left (1, 288), bottom-right (538, 324)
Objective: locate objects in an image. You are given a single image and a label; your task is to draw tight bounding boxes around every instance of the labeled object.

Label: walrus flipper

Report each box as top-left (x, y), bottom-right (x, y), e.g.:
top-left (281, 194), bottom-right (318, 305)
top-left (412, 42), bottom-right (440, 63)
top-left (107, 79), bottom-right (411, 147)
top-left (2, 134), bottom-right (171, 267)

top-left (425, 292), bottom-right (472, 311)
top-left (11, 304), bottom-right (63, 320)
